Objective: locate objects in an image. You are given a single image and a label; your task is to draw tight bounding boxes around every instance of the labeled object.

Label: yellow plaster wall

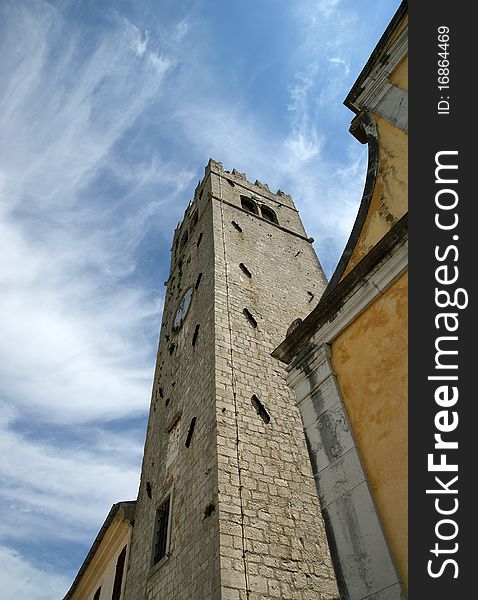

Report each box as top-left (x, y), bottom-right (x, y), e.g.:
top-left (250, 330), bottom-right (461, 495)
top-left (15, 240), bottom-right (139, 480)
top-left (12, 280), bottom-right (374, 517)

top-left (341, 12), bottom-right (408, 281)
top-left (390, 55), bottom-right (408, 91)
top-left (331, 271), bottom-right (408, 587)
top-left (342, 114), bottom-right (407, 278)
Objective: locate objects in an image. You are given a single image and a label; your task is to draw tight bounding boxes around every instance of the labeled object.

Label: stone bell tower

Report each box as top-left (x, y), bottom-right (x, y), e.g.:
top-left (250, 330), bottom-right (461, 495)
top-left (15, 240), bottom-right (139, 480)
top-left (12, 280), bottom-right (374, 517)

top-left (123, 160), bottom-right (338, 600)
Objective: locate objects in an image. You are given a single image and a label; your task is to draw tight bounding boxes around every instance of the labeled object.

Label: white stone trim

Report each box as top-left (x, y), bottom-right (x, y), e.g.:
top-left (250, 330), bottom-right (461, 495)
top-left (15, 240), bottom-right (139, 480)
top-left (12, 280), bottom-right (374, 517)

top-left (292, 340), bottom-right (403, 599)
top-left (374, 83), bottom-right (408, 132)
top-left (352, 26), bottom-right (408, 114)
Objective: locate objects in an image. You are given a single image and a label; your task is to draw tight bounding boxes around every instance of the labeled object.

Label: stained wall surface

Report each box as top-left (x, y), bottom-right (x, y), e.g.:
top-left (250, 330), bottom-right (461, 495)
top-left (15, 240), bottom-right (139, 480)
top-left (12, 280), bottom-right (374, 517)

top-left (331, 271), bottom-right (408, 585)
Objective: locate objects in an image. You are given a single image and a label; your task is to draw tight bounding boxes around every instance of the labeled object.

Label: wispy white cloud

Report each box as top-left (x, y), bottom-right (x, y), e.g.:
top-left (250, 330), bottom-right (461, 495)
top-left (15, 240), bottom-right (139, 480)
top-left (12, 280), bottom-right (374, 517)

top-left (163, 0), bottom-right (368, 276)
top-left (0, 407), bottom-right (141, 543)
top-left (0, 1), bottom-right (189, 592)
top-left (0, 546), bottom-right (71, 600)
top-left (1, 4), bottom-right (173, 212)
top-left (0, 0), bottom-right (396, 595)
top-left (0, 1), bottom-right (181, 425)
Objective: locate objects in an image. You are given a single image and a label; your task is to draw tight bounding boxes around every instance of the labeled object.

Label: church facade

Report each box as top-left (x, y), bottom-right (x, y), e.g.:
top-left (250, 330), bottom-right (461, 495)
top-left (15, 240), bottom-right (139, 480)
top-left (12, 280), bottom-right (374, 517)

top-left (274, 2), bottom-right (408, 598)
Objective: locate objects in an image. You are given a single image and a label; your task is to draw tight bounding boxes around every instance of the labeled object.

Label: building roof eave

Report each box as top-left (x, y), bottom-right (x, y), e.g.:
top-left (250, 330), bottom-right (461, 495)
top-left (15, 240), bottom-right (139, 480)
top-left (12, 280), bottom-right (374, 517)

top-left (62, 501), bottom-right (136, 600)
top-left (272, 214), bottom-right (408, 365)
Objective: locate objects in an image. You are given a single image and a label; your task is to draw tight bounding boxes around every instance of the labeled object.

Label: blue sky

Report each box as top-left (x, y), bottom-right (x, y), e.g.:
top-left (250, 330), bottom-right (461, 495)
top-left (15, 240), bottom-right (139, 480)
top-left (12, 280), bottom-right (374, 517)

top-left (0, 0), bottom-right (400, 597)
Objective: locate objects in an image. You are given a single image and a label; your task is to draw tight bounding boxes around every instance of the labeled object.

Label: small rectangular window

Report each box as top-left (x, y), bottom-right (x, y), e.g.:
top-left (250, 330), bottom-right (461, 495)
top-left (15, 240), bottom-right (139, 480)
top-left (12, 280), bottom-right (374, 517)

top-left (152, 495), bottom-right (171, 566)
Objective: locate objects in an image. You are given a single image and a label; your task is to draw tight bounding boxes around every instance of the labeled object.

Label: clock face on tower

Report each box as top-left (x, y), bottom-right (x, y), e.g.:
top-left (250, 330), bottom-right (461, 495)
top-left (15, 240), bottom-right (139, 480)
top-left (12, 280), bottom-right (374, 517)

top-left (173, 287), bottom-right (193, 331)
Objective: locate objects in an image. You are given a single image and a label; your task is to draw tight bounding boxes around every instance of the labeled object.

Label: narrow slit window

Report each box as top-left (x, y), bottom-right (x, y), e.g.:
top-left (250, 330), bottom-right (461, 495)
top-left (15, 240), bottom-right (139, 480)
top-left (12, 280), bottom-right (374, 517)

top-left (243, 308), bottom-right (257, 328)
top-left (251, 395), bottom-right (271, 424)
top-left (231, 221), bottom-right (243, 232)
top-left (239, 263), bottom-right (252, 278)
top-left (195, 273), bottom-right (202, 290)
top-left (240, 196), bottom-right (258, 215)
top-left (196, 232), bottom-right (203, 247)
top-left (260, 205), bottom-right (278, 224)
top-left (192, 324), bottom-right (200, 346)
top-left (93, 588), bottom-right (101, 600)
top-left (185, 417), bottom-right (197, 448)
top-left (152, 495), bottom-right (171, 565)
top-left (111, 546), bottom-right (127, 600)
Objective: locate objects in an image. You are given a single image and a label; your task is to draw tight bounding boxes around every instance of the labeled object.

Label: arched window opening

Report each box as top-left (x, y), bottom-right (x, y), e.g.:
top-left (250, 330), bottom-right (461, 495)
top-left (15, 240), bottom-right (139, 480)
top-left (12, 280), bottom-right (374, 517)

top-left (240, 196), bottom-right (258, 215)
top-left (260, 205), bottom-right (278, 224)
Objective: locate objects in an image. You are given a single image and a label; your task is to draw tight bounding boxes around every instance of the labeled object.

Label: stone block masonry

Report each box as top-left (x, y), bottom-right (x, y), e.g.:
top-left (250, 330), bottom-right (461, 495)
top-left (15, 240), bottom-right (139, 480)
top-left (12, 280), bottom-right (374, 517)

top-left (123, 159), bottom-right (338, 600)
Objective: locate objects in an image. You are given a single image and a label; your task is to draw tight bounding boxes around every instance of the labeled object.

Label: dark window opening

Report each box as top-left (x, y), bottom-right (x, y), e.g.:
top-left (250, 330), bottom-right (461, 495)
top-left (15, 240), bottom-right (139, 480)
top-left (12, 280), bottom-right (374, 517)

top-left (191, 211), bottom-right (198, 229)
top-left (168, 344), bottom-right (175, 356)
top-left (260, 205), bottom-right (278, 224)
top-left (165, 398), bottom-right (170, 407)
top-left (146, 482), bottom-right (152, 499)
top-left (192, 324), bottom-right (200, 346)
top-left (239, 263), bottom-right (252, 278)
top-left (251, 395), bottom-right (271, 424)
top-left (231, 221), bottom-right (242, 232)
top-left (243, 308), bottom-right (257, 328)
top-left (203, 502), bottom-right (215, 519)
top-left (195, 273), bottom-right (203, 290)
top-left (196, 232), bottom-right (203, 247)
top-left (153, 496), bottom-right (171, 565)
top-left (185, 417), bottom-right (197, 448)
top-left (307, 291), bottom-right (315, 303)
top-left (158, 387), bottom-right (163, 398)
top-left (240, 196), bottom-right (258, 215)
top-left (111, 546), bottom-right (127, 600)
top-left (93, 587), bottom-right (101, 600)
